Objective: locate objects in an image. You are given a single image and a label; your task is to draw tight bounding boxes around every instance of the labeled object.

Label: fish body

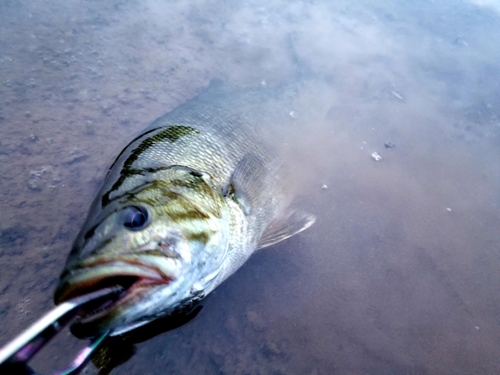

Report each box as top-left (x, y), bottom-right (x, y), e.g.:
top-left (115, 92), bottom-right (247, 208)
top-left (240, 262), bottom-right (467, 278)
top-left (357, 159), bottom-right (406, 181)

top-left (54, 82), bottom-right (315, 337)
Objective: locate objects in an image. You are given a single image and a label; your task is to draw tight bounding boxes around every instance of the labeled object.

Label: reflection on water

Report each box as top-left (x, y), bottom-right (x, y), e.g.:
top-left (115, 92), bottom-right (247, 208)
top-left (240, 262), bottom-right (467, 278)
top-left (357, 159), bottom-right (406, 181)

top-left (1, 1), bottom-right (499, 374)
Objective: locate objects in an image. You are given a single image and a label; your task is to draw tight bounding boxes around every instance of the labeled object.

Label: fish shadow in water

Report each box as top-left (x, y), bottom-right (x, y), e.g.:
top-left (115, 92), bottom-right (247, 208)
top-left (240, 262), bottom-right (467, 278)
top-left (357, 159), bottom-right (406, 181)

top-left (90, 305), bottom-right (203, 374)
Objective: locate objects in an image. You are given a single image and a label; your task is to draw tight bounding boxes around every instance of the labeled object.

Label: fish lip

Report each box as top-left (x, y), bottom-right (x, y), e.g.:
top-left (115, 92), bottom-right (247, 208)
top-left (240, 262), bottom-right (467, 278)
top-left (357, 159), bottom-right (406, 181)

top-left (54, 254), bottom-right (179, 331)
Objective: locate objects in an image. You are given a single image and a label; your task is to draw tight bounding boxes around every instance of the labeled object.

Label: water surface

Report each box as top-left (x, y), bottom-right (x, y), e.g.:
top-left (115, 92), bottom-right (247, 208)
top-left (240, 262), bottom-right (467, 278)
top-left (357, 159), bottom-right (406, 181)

top-left (1, 1), bottom-right (500, 374)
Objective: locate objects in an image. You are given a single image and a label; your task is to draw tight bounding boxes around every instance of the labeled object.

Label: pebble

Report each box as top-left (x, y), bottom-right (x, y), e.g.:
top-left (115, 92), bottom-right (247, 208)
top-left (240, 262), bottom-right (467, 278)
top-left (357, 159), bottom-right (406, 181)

top-left (321, 184), bottom-right (328, 190)
top-left (28, 166), bottom-right (59, 191)
top-left (391, 90), bottom-right (404, 101)
top-left (85, 120), bottom-right (95, 135)
top-left (64, 148), bottom-right (89, 165)
top-left (371, 152), bottom-right (382, 161)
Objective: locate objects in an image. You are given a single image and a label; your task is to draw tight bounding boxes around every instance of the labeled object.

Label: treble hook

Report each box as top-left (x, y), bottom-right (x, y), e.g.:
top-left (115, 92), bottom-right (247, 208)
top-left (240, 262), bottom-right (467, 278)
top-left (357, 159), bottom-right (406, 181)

top-left (0, 286), bottom-right (123, 375)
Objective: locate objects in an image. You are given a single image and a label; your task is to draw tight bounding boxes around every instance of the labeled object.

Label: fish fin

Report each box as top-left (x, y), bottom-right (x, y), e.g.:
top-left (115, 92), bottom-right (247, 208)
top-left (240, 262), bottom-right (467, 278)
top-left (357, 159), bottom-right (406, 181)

top-left (258, 210), bottom-right (316, 249)
top-left (206, 78), bottom-right (228, 91)
top-left (227, 153), bottom-right (267, 215)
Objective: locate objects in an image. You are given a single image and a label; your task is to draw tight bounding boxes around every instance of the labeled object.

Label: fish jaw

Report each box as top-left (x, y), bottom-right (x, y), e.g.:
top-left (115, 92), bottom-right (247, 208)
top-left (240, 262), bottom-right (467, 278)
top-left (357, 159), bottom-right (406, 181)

top-left (54, 232), bottom-right (226, 337)
top-left (54, 254), bottom-right (181, 301)
top-left (54, 253), bottom-right (186, 337)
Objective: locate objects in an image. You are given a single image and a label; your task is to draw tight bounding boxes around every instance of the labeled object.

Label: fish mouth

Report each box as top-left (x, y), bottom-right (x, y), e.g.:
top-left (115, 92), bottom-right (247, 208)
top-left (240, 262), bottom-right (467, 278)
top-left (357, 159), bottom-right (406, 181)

top-left (54, 253), bottom-right (179, 336)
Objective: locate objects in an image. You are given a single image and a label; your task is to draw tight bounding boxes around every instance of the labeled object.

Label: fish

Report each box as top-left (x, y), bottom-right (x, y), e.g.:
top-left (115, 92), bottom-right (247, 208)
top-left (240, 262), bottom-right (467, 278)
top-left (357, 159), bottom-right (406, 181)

top-left (54, 81), bottom-right (315, 337)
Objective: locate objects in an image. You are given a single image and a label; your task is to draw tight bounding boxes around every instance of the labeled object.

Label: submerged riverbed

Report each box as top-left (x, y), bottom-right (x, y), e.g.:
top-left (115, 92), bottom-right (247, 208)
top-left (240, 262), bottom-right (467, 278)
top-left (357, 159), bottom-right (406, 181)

top-left (1, 1), bottom-right (500, 374)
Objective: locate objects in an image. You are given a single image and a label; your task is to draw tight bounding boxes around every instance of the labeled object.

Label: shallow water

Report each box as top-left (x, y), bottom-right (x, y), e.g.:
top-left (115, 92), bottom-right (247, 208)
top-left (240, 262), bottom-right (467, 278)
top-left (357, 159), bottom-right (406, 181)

top-left (1, 1), bottom-right (500, 374)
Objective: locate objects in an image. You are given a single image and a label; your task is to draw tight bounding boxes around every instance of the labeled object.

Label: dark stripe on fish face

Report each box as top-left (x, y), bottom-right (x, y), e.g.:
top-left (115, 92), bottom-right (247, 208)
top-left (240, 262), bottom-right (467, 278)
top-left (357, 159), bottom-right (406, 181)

top-left (102, 125), bottom-right (199, 207)
top-left (184, 230), bottom-right (210, 246)
top-left (162, 203), bottom-right (214, 246)
top-left (162, 200), bottom-right (211, 221)
top-left (80, 174), bottom-right (222, 252)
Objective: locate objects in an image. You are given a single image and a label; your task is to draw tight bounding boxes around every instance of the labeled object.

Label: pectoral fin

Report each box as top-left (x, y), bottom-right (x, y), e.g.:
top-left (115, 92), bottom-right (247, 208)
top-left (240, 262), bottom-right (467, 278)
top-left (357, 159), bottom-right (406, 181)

top-left (258, 210), bottom-right (316, 249)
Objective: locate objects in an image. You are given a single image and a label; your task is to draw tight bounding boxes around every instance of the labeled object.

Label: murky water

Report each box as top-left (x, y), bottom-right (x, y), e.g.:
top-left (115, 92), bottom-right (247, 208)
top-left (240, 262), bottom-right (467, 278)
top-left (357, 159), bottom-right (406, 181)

top-left (1, 1), bottom-right (500, 374)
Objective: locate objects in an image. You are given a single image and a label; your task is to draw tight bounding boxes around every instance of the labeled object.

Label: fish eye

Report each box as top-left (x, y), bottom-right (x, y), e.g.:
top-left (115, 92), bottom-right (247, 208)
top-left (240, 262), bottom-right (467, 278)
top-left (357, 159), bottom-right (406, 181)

top-left (123, 206), bottom-right (149, 230)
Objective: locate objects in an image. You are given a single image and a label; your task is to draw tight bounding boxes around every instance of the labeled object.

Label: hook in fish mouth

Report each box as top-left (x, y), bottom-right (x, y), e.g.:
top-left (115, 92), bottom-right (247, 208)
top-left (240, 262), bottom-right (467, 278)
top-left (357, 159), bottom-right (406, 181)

top-left (54, 254), bottom-right (180, 333)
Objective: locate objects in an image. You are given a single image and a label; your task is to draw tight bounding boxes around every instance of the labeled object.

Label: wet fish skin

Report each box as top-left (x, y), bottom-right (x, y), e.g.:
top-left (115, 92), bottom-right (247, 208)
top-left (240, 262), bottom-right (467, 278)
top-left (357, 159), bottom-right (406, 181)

top-left (54, 82), bottom-right (315, 337)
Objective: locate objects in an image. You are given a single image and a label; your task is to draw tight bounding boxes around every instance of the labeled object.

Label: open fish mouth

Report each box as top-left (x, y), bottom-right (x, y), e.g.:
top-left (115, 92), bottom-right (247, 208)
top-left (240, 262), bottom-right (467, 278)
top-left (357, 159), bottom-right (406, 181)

top-left (54, 254), bottom-right (180, 332)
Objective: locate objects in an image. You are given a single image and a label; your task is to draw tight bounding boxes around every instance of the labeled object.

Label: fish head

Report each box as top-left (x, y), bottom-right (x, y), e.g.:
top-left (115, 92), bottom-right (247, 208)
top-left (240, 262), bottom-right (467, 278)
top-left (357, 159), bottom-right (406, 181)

top-left (54, 166), bottom-right (230, 337)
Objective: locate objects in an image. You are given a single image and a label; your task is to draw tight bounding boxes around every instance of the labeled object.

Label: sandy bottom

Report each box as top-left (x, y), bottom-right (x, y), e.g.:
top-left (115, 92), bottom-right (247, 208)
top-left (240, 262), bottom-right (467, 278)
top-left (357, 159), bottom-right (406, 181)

top-left (1, 1), bottom-right (500, 374)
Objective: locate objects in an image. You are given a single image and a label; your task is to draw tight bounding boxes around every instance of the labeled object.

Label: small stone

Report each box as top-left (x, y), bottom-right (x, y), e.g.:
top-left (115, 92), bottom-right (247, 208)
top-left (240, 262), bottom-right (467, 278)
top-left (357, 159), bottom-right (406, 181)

top-left (84, 120), bottom-right (95, 135)
top-left (27, 180), bottom-right (41, 191)
top-left (371, 152), bottom-right (382, 161)
top-left (321, 184), bottom-right (328, 190)
top-left (64, 148), bottom-right (88, 165)
top-left (119, 116), bottom-right (130, 126)
top-left (446, 208), bottom-right (452, 212)
top-left (391, 90), bottom-right (404, 101)
top-left (246, 310), bottom-right (265, 331)
top-left (289, 111), bottom-right (295, 118)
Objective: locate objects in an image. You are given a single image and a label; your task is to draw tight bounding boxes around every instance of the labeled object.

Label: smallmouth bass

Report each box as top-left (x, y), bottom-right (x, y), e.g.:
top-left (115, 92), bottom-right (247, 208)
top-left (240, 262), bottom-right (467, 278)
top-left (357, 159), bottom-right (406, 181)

top-left (54, 82), bottom-right (315, 337)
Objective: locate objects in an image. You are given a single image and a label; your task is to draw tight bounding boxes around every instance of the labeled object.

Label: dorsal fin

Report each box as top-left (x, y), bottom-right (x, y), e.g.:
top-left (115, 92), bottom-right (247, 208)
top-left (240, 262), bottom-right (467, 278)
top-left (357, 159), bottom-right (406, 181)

top-left (258, 210), bottom-right (316, 249)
